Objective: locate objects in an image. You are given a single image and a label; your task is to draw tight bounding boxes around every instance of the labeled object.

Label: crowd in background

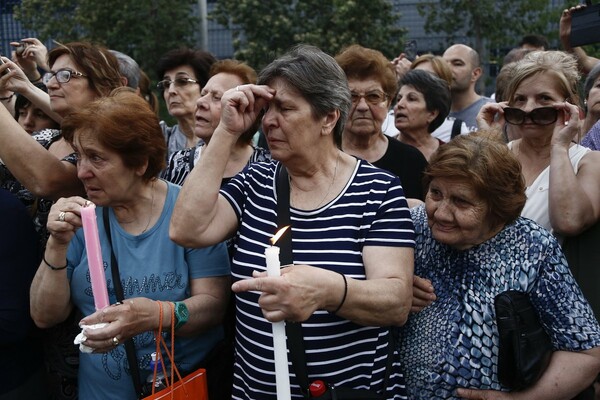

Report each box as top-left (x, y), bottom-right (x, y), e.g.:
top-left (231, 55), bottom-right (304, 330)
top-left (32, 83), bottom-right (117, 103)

top-left (1, 3), bottom-right (600, 400)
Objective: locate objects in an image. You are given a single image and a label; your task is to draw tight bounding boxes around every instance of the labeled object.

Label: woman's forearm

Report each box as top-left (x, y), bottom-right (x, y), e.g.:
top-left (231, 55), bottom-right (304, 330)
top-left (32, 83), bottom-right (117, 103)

top-left (20, 83), bottom-right (62, 123)
top-left (0, 105), bottom-right (80, 199)
top-left (519, 348), bottom-right (600, 400)
top-left (170, 125), bottom-right (238, 247)
top-left (549, 146), bottom-right (600, 235)
top-left (30, 242), bottom-right (73, 328)
top-left (175, 276), bottom-right (231, 337)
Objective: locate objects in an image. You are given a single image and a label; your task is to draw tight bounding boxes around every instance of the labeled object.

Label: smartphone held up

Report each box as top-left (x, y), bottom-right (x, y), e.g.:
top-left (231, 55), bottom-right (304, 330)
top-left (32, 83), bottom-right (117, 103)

top-left (570, 2), bottom-right (600, 47)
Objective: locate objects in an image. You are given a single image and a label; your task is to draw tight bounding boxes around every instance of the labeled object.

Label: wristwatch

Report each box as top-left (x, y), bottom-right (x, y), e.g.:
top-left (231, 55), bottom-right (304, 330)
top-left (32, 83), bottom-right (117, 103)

top-left (173, 301), bottom-right (189, 330)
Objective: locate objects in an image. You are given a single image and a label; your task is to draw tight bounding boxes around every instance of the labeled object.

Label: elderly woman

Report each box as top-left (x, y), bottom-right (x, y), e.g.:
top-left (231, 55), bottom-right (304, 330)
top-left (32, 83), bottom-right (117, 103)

top-left (29, 91), bottom-right (230, 400)
top-left (155, 48), bottom-right (217, 157)
top-left (477, 51), bottom-right (600, 240)
top-left (335, 44), bottom-right (428, 200)
top-left (171, 45), bottom-right (414, 399)
top-left (162, 59), bottom-right (270, 187)
top-left (394, 69), bottom-right (451, 161)
top-left (0, 42), bottom-right (123, 243)
top-left (399, 132), bottom-right (600, 399)
top-left (0, 44), bottom-right (123, 399)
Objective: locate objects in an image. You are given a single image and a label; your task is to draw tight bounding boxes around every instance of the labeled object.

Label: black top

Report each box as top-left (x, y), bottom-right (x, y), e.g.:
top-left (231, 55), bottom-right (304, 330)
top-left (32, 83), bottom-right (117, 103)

top-left (0, 188), bottom-right (43, 394)
top-left (373, 137), bottom-right (428, 200)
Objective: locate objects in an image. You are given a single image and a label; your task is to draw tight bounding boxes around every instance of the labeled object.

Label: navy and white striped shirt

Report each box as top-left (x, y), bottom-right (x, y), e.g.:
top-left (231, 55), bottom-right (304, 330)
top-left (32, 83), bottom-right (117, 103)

top-left (221, 159), bottom-right (414, 399)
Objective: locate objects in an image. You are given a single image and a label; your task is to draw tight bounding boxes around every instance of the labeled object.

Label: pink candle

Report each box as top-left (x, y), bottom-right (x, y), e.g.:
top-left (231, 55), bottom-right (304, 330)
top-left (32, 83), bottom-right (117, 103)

top-left (80, 202), bottom-right (110, 310)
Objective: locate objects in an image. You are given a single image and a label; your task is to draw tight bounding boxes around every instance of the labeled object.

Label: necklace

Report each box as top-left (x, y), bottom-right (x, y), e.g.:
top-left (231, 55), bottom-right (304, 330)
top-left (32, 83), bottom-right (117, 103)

top-left (290, 152), bottom-right (340, 209)
top-left (140, 180), bottom-right (155, 234)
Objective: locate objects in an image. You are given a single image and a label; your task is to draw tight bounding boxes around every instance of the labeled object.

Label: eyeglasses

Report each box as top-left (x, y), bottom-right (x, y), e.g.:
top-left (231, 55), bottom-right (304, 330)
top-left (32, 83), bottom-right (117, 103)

top-left (504, 107), bottom-right (558, 126)
top-left (42, 69), bottom-right (87, 85)
top-left (156, 77), bottom-right (199, 92)
top-left (350, 90), bottom-right (388, 105)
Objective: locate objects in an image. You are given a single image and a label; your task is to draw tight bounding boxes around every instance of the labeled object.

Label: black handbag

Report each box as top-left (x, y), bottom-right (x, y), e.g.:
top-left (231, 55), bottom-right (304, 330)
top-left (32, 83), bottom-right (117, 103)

top-left (276, 165), bottom-right (390, 399)
top-left (494, 290), bottom-right (552, 390)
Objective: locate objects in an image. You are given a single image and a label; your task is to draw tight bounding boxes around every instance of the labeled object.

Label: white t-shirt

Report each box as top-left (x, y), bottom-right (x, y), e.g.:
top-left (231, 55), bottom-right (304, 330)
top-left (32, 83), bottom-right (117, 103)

top-left (383, 110), bottom-right (469, 142)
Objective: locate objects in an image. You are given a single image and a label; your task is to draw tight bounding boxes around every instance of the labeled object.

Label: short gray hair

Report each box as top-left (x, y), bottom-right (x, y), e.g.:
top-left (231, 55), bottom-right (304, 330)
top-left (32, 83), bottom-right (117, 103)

top-left (257, 44), bottom-right (351, 147)
top-left (110, 50), bottom-right (141, 89)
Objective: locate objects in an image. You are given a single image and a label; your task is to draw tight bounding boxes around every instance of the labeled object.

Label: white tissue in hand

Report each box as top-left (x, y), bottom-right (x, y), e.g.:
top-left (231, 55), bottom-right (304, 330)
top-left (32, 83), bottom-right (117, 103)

top-left (74, 322), bottom-right (108, 353)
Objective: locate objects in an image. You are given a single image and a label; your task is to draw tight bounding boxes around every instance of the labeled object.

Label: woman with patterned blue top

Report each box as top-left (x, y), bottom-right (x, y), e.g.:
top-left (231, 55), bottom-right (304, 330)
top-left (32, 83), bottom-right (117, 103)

top-left (30, 91), bottom-right (230, 400)
top-left (398, 132), bottom-right (600, 400)
top-left (171, 45), bottom-right (415, 399)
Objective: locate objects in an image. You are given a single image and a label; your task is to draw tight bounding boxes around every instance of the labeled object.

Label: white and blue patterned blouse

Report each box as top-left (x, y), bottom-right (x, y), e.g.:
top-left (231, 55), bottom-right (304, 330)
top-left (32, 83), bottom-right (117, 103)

top-left (398, 205), bottom-right (600, 399)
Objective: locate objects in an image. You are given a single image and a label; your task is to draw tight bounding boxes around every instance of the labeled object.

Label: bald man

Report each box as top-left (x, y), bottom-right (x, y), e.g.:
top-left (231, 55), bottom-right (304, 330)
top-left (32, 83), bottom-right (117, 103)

top-left (443, 44), bottom-right (492, 131)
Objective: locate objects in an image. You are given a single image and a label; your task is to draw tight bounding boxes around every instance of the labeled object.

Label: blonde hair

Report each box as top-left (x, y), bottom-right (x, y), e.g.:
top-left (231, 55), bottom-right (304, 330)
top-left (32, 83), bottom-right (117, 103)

top-left (410, 54), bottom-right (452, 86)
top-left (505, 51), bottom-right (581, 107)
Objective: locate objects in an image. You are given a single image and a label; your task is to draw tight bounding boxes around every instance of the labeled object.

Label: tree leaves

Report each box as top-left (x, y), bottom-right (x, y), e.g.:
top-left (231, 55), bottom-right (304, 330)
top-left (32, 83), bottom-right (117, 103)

top-left (211, 0), bottom-right (406, 70)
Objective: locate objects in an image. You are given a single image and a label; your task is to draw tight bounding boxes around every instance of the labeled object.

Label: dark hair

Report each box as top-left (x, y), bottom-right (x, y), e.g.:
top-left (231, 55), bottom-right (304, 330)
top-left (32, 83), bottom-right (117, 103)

top-left (13, 83), bottom-right (59, 129)
top-left (399, 69), bottom-right (451, 133)
top-left (258, 44), bottom-right (351, 147)
top-left (61, 90), bottom-right (166, 181)
top-left (210, 59), bottom-right (259, 144)
top-left (584, 62), bottom-right (600, 102)
top-left (335, 44), bottom-right (397, 103)
top-left (519, 34), bottom-right (549, 50)
top-left (138, 69), bottom-right (159, 115)
top-left (156, 48), bottom-right (217, 88)
top-left (48, 42), bottom-right (123, 98)
top-left (424, 131), bottom-right (526, 228)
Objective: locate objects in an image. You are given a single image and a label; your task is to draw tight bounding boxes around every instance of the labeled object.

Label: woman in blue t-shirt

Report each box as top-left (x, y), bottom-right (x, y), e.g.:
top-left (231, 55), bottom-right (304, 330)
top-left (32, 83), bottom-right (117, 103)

top-left (30, 90), bottom-right (230, 400)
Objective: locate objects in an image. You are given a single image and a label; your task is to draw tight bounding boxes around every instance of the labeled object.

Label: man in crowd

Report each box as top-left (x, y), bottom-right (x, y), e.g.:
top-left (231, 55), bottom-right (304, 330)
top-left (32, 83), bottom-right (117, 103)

top-left (443, 44), bottom-right (492, 130)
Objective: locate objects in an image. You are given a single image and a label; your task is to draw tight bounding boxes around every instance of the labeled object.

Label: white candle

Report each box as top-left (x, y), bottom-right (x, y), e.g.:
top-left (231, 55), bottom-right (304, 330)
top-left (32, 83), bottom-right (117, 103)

top-left (265, 243), bottom-right (291, 400)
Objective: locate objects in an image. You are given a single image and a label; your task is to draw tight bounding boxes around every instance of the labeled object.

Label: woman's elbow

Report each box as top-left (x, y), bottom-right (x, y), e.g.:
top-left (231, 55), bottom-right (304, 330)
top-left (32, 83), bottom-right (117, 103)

top-left (389, 294), bottom-right (412, 326)
top-left (169, 221), bottom-right (197, 247)
top-left (552, 218), bottom-right (591, 237)
top-left (30, 308), bottom-right (61, 329)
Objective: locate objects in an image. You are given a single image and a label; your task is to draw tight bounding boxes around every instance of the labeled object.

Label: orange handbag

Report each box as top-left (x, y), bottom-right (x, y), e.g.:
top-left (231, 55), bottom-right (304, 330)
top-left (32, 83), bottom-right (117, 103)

top-left (143, 302), bottom-right (209, 400)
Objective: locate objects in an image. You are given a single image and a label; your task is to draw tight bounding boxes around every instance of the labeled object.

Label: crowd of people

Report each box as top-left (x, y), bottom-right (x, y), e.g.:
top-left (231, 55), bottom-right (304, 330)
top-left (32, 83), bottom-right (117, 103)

top-left (1, 4), bottom-right (600, 400)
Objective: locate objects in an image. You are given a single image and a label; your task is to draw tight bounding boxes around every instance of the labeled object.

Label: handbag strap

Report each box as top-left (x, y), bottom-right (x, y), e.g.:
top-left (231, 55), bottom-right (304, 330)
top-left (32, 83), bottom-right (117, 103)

top-left (276, 165), bottom-right (396, 399)
top-left (275, 165), bottom-right (311, 398)
top-left (102, 208), bottom-right (144, 399)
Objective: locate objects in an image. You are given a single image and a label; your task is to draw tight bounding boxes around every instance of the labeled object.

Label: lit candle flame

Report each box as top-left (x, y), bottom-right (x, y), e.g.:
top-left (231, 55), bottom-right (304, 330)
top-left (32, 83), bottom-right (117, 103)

top-left (270, 226), bottom-right (290, 245)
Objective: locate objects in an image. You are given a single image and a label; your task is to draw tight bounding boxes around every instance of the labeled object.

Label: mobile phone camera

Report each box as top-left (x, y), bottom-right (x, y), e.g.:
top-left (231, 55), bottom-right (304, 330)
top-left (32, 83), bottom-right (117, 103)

top-left (15, 41), bottom-right (29, 56)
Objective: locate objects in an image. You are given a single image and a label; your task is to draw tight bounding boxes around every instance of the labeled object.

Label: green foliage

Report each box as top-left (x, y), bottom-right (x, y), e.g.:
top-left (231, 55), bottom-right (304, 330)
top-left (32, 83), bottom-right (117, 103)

top-left (13, 0), bottom-right (201, 81)
top-left (417, 0), bottom-right (560, 54)
top-left (212, 0), bottom-right (406, 70)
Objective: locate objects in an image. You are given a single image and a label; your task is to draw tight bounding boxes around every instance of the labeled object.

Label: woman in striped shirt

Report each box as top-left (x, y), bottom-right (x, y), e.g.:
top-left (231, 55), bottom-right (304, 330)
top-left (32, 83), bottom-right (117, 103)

top-left (171, 44), bottom-right (415, 399)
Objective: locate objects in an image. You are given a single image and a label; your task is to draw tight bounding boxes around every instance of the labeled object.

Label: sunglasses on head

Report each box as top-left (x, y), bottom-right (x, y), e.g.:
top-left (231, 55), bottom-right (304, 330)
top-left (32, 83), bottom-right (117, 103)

top-left (503, 107), bottom-right (558, 126)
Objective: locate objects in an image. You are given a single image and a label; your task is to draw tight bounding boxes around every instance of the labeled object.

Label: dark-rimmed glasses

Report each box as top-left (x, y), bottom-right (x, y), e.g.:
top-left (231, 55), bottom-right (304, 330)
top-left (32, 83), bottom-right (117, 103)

top-left (42, 69), bottom-right (87, 85)
top-left (504, 107), bottom-right (558, 126)
top-left (350, 90), bottom-right (388, 105)
top-left (156, 78), bottom-right (199, 92)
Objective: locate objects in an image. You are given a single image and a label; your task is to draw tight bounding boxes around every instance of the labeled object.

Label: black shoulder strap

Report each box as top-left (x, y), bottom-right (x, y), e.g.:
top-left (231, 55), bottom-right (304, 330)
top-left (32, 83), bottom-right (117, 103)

top-left (102, 208), bottom-right (144, 399)
top-left (275, 165), bottom-right (311, 398)
top-left (451, 118), bottom-right (463, 139)
top-left (277, 164), bottom-right (396, 399)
